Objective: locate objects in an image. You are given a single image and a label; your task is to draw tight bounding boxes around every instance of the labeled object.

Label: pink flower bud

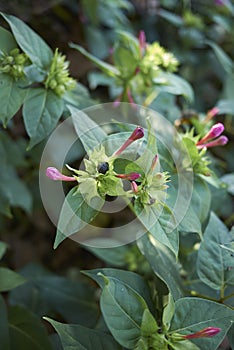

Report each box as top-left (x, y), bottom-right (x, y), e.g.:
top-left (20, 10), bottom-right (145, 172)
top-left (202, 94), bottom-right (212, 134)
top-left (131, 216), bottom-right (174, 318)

top-left (205, 107), bottom-right (219, 122)
top-left (184, 327), bottom-right (221, 339)
top-left (46, 167), bottom-right (76, 181)
top-left (114, 126), bottom-right (144, 156)
top-left (116, 172), bottom-right (141, 181)
top-left (197, 123), bottom-right (225, 145)
top-left (131, 181), bottom-right (139, 193)
top-left (138, 30), bottom-right (146, 57)
top-left (197, 135), bottom-right (229, 149)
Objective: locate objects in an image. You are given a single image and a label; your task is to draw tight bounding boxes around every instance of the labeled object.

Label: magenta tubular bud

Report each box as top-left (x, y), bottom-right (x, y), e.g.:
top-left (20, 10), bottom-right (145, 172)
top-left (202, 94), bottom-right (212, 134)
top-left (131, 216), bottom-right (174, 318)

top-left (114, 126), bottom-right (144, 156)
top-left (131, 181), bottom-right (139, 193)
top-left (205, 106), bottom-right (219, 122)
top-left (184, 327), bottom-right (221, 339)
top-left (197, 123), bottom-right (225, 145)
top-left (46, 167), bottom-right (75, 181)
top-left (116, 172), bottom-right (141, 181)
top-left (138, 30), bottom-right (146, 56)
top-left (197, 135), bottom-right (229, 149)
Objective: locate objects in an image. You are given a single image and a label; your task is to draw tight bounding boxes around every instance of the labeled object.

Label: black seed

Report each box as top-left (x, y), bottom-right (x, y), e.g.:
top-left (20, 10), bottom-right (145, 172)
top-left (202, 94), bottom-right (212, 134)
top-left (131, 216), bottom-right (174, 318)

top-left (98, 162), bottom-right (109, 174)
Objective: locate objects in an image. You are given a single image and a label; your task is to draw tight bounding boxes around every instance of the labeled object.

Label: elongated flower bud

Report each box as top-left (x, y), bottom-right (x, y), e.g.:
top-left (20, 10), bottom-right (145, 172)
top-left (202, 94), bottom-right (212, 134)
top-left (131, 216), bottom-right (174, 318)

top-left (46, 167), bottom-right (75, 181)
top-left (116, 172), bottom-right (141, 181)
top-left (197, 135), bottom-right (228, 149)
top-left (197, 123), bottom-right (224, 145)
top-left (114, 126), bottom-right (144, 156)
top-left (183, 327), bottom-right (221, 339)
top-left (131, 181), bottom-right (139, 193)
top-left (204, 106), bottom-right (219, 122)
top-left (139, 30), bottom-right (146, 57)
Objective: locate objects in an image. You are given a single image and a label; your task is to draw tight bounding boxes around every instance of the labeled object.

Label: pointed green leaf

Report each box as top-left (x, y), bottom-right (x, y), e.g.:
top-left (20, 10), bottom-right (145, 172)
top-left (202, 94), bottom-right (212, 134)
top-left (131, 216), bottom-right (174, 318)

top-left (100, 276), bottom-right (149, 348)
top-left (68, 105), bottom-right (107, 153)
top-left (0, 267), bottom-right (26, 292)
top-left (23, 88), bottom-right (64, 148)
top-left (9, 306), bottom-right (52, 350)
top-left (197, 212), bottom-right (233, 290)
top-left (44, 318), bottom-right (122, 350)
top-left (69, 43), bottom-right (120, 78)
top-left (83, 268), bottom-right (154, 313)
top-left (137, 234), bottom-right (184, 300)
top-left (0, 26), bottom-right (17, 51)
top-left (1, 12), bottom-right (53, 68)
top-left (0, 74), bottom-right (26, 125)
top-left (54, 187), bottom-right (104, 248)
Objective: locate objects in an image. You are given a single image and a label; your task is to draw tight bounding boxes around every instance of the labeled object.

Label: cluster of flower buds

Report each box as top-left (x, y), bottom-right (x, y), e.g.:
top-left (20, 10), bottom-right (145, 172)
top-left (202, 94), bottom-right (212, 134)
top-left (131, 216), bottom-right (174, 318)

top-left (0, 48), bottom-right (28, 79)
top-left (46, 126), bottom-right (144, 190)
top-left (44, 48), bottom-right (76, 96)
top-left (196, 122), bottom-right (228, 149)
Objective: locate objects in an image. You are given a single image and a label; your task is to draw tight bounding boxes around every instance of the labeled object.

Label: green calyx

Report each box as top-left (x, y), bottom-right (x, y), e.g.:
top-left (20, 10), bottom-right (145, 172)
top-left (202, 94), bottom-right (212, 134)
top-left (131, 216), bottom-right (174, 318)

top-left (44, 48), bottom-right (76, 96)
top-left (67, 145), bottom-right (124, 200)
top-left (0, 47), bottom-right (28, 79)
top-left (182, 130), bottom-right (211, 176)
top-left (134, 170), bottom-right (170, 206)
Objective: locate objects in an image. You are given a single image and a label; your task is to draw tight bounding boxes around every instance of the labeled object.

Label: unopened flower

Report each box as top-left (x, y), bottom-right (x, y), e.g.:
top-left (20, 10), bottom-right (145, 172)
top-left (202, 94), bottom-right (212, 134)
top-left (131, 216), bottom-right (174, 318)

top-left (0, 48), bottom-right (28, 79)
top-left (138, 30), bottom-right (146, 57)
top-left (205, 107), bottom-right (219, 121)
top-left (114, 126), bottom-right (144, 156)
top-left (197, 135), bottom-right (228, 149)
top-left (131, 181), bottom-right (139, 193)
top-left (183, 327), bottom-right (221, 339)
top-left (116, 172), bottom-right (141, 181)
top-left (197, 123), bottom-right (225, 145)
top-left (46, 167), bottom-right (76, 181)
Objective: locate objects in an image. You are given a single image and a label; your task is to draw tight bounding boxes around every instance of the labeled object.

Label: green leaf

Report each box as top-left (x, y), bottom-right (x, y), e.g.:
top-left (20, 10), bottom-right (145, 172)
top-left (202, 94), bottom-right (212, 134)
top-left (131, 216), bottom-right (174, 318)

top-left (0, 267), bottom-right (26, 292)
top-left (154, 72), bottom-right (194, 102)
top-left (205, 40), bottom-right (234, 74)
top-left (0, 295), bottom-right (10, 350)
top-left (1, 12), bottom-right (53, 68)
top-left (85, 245), bottom-right (128, 267)
top-left (113, 30), bottom-right (140, 77)
top-left (134, 202), bottom-right (179, 255)
top-left (83, 268), bottom-right (154, 313)
top-left (170, 297), bottom-right (234, 350)
top-left (227, 323), bottom-right (234, 350)
top-left (9, 306), bottom-right (52, 350)
top-left (0, 26), bottom-right (17, 52)
top-left (197, 212), bottom-right (234, 290)
top-left (162, 293), bottom-right (175, 331)
top-left (0, 74), bottom-right (26, 125)
top-left (54, 187), bottom-right (104, 248)
top-left (217, 99), bottom-right (234, 114)
top-left (137, 234), bottom-right (184, 300)
top-left (221, 173), bottom-right (234, 195)
top-left (68, 105), bottom-right (107, 153)
top-left (0, 241), bottom-right (8, 260)
top-left (44, 318), bottom-right (122, 350)
top-left (9, 263), bottom-right (98, 326)
top-left (23, 88), bottom-right (64, 148)
top-left (70, 43), bottom-right (120, 78)
top-left (100, 276), bottom-right (149, 349)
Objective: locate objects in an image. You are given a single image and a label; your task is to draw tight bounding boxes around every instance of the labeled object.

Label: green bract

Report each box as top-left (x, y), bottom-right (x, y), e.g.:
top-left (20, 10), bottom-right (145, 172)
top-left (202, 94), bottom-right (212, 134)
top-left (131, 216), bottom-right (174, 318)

top-left (44, 48), bottom-right (76, 96)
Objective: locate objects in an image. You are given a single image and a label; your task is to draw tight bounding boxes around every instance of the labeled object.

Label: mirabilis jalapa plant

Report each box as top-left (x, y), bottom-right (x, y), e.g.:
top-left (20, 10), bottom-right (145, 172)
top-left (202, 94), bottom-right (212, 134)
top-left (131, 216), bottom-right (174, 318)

top-left (45, 120), bottom-right (230, 350)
